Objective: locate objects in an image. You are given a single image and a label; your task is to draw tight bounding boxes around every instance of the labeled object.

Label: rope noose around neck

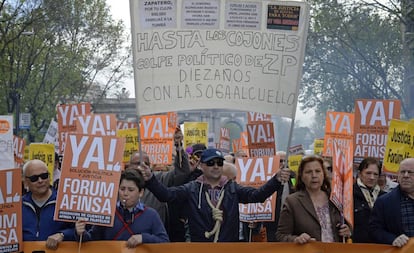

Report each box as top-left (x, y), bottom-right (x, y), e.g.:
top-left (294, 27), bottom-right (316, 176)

top-left (204, 189), bottom-right (225, 242)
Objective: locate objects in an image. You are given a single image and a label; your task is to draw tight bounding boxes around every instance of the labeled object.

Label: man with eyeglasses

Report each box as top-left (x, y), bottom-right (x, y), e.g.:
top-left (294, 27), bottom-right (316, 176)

top-left (370, 157), bottom-right (414, 248)
top-left (139, 148), bottom-right (290, 242)
top-left (22, 159), bottom-right (75, 249)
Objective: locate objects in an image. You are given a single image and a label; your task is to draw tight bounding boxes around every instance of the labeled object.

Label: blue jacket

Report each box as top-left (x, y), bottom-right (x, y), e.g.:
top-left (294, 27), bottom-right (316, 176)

top-left (22, 189), bottom-right (75, 241)
top-left (369, 186), bottom-right (405, 244)
top-left (145, 174), bottom-right (283, 242)
top-left (81, 201), bottom-right (169, 243)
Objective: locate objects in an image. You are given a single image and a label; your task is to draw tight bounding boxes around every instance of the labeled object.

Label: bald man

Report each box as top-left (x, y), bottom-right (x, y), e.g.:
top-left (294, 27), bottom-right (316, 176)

top-left (22, 159), bottom-right (75, 249)
top-left (370, 158), bottom-right (414, 248)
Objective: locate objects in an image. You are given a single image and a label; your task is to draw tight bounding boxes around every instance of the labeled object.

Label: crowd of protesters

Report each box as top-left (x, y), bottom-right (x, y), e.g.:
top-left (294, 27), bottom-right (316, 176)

top-left (21, 134), bottom-right (413, 249)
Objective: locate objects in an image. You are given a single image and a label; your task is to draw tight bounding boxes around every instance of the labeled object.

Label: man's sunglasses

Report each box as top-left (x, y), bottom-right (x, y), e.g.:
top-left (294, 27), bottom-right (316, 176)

top-left (204, 160), bottom-right (224, 167)
top-left (26, 172), bottom-right (49, 182)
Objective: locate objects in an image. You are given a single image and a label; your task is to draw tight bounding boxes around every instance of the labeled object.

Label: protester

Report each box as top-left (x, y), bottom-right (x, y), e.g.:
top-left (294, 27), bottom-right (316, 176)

top-left (139, 148), bottom-right (291, 242)
top-left (377, 174), bottom-right (399, 193)
top-left (369, 157), bottom-right (414, 248)
top-left (75, 169), bottom-right (169, 246)
top-left (353, 157), bottom-right (385, 243)
top-left (264, 151), bottom-right (296, 242)
top-left (276, 155), bottom-right (351, 243)
top-left (128, 130), bottom-right (190, 232)
top-left (22, 159), bottom-right (75, 250)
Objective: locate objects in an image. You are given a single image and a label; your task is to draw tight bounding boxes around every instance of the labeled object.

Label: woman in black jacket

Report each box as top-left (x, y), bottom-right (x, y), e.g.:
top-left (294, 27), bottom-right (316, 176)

top-left (353, 157), bottom-right (386, 243)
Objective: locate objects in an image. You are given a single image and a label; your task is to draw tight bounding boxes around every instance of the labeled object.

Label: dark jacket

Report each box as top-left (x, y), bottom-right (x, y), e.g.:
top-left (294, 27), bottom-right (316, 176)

top-left (353, 183), bottom-right (385, 243)
top-left (81, 202), bottom-right (169, 243)
top-left (22, 189), bottom-right (75, 241)
top-left (141, 148), bottom-right (190, 232)
top-left (145, 173), bottom-right (283, 242)
top-left (369, 186), bottom-right (405, 245)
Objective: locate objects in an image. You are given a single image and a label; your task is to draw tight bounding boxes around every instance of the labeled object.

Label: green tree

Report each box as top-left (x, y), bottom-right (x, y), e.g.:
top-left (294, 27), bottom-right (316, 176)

top-left (0, 0), bottom-right (130, 142)
top-left (300, 0), bottom-right (405, 119)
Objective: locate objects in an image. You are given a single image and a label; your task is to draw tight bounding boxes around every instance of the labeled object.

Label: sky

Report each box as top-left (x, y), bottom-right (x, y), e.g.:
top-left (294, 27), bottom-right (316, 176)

top-left (105, 0), bottom-right (315, 126)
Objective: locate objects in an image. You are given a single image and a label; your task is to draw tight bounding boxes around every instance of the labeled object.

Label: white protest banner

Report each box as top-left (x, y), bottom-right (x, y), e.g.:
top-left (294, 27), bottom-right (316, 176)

top-left (130, 0), bottom-right (310, 117)
top-left (43, 118), bottom-right (59, 152)
top-left (0, 116), bottom-right (14, 170)
top-left (55, 134), bottom-right (125, 227)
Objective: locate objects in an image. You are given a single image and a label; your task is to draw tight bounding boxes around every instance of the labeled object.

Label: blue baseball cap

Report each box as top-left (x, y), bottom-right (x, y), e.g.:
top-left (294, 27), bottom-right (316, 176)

top-left (200, 148), bottom-right (225, 163)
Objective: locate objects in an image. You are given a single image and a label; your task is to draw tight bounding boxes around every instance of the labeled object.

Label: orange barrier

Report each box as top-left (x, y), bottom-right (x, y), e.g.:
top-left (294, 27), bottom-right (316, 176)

top-left (23, 240), bottom-right (414, 253)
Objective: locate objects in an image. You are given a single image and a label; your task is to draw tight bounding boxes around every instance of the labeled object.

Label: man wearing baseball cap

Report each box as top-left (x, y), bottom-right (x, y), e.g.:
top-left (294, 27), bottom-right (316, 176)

top-left (139, 148), bottom-right (290, 242)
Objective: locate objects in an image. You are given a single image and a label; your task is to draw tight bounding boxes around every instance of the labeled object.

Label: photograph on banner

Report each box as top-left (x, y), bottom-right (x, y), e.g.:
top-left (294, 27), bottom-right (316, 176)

top-left (330, 142), bottom-right (354, 228)
top-left (247, 112), bottom-right (272, 123)
top-left (54, 134), bottom-right (125, 226)
top-left (183, 122), bottom-right (208, 149)
top-left (75, 114), bottom-right (117, 136)
top-left (0, 116), bottom-right (14, 170)
top-left (0, 168), bottom-right (22, 253)
top-left (235, 156), bottom-right (280, 222)
top-left (28, 143), bottom-right (55, 184)
top-left (313, 138), bottom-right (324, 156)
top-left (218, 127), bottom-right (230, 154)
top-left (383, 119), bottom-right (414, 174)
top-left (42, 118), bottom-right (59, 153)
top-left (116, 121), bottom-right (138, 130)
top-left (323, 111), bottom-right (354, 157)
top-left (116, 128), bottom-right (139, 164)
top-left (140, 115), bottom-right (174, 165)
top-left (13, 135), bottom-right (25, 168)
top-left (353, 99), bottom-right (401, 164)
top-left (130, 1), bottom-right (310, 118)
top-left (57, 103), bottom-right (91, 154)
top-left (247, 121), bottom-right (276, 157)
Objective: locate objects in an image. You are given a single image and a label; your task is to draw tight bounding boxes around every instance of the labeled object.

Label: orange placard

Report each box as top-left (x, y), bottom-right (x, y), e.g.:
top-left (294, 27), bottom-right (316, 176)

top-left (75, 114), bottom-right (117, 136)
top-left (116, 121), bottom-right (138, 130)
top-left (0, 168), bottom-right (22, 253)
top-left (235, 156), bottom-right (280, 222)
top-left (353, 99), bottom-right (401, 164)
top-left (247, 112), bottom-right (272, 123)
top-left (218, 127), bottom-right (230, 153)
top-left (247, 122), bottom-right (276, 157)
top-left (140, 115), bottom-right (174, 165)
top-left (22, 240), bottom-right (414, 253)
top-left (331, 141), bottom-right (354, 228)
top-left (55, 134), bottom-right (125, 227)
top-left (323, 111), bottom-right (354, 157)
top-left (13, 135), bottom-right (26, 167)
top-left (56, 103), bottom-right (91, 154)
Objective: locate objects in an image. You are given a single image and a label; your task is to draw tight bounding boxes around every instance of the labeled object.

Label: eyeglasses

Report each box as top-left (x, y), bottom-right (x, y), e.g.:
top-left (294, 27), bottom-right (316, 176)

top-left (26, 172), bottom-right (49, 182)
top-left (204, 160), bottom-right (224, 167)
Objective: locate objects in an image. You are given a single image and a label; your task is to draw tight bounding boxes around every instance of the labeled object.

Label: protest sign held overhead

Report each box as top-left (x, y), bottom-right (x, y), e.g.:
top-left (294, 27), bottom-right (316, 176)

top-left (247, 121), bottom-right (276, 157)
top-left (28, 143), bottom-right (55, 183)
top-left (140, 115), bottom-right (174, 165)
top-left (323, 111), bottom-right (354, 157)
top-left (75, 114), bottom-right (117, 136)
top-left (116, 128), bottom-right (139, 163)
top-left (57, 103), bottom-right (91, 154)
top-left (0, 116), bottom-right (13, 170)
top-left (236, 156), bottom-right (280, 222)
top-left (130, 0), bottom-right (310, 117)
top-left (353, 99), bottom-right (400, 164)
top-left (183, 122), bottom-right (208, 148)
top-left (55, 134), bottom-right (125, 226)
top-left (383, 119), bottom-right (414, 173)
top-left (0, 168), bottom-right (22, 253)
top-left (13, 135), bottom-right (25, 168)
